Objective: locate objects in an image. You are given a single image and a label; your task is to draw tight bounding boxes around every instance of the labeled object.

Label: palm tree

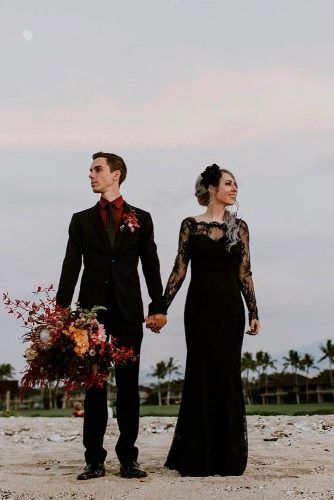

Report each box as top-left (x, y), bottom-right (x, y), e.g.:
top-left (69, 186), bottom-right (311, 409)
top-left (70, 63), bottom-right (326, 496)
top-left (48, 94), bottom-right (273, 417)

top-left (0, 364), bottom-right (16, 412)
top-left (253, 351), bottom-right (276, 404)
top-left (282, 350), bottom-right (302, 404)
top-left (0, 363), bottom-right (15, 381)
top-left (47, 381), bottom-right (55, 410)
top-left (165, 357), bottom-right (180, 405)
top-left (254, 351), bottom-right (265, 378)
top-left (301, 353), bottom-right (318, 403)
top-left (241, 352), bottom-right (256, 404)
top-left (148, 361), bottom-right (167, 406)
top-left (318, 340), bottom-right (334, 400)
top-left (261, 352), bottom-right (277, 388)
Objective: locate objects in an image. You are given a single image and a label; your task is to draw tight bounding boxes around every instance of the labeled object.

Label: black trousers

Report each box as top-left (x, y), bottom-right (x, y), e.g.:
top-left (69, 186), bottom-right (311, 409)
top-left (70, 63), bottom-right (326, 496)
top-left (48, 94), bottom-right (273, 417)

top-left (83, 293), bottom-right (143, 465)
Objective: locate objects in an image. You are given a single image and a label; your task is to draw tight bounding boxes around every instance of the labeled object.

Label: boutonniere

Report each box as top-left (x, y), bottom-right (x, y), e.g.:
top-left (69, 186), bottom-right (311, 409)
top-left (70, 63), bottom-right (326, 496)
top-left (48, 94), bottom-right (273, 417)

top-left (120, 209), bottom-right (140, 233)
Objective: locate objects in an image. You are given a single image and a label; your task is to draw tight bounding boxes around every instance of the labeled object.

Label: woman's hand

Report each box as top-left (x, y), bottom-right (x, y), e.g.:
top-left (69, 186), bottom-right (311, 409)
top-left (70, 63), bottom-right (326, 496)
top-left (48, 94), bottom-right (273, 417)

top-left (145, 314), bottom-right (167, 334)
top-left (246, 319), bottom-right (260, 336)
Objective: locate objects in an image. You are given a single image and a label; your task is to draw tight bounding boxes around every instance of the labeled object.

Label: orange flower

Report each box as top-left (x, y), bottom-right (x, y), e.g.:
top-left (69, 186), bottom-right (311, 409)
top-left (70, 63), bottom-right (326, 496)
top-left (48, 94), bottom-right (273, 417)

top-left (24, 346), bottom-right (38, 362)
top-left (64, 326), bottom-right (89, 356)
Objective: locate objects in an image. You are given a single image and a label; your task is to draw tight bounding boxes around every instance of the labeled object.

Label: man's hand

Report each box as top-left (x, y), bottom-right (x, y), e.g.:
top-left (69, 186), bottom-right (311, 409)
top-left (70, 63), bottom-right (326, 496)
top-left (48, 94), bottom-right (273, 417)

top-left (145, 314), bottom-right (167, 334)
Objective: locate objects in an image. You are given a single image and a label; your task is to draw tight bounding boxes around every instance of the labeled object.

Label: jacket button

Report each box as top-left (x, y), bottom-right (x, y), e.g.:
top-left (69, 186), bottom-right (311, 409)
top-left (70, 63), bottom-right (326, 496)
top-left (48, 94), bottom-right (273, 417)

top-left (111, 259), bottom-right (115, 263)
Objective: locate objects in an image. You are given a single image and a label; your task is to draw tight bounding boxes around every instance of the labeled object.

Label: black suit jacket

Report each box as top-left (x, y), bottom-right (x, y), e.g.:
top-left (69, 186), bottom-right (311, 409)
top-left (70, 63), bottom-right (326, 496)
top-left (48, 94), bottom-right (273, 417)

top-left (56, 201), bottom-right (166, 322)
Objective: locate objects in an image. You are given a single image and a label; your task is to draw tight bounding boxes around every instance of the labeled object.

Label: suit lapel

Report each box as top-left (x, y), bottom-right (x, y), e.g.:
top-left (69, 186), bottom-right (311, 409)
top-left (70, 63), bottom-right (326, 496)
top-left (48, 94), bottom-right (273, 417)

top-left (88, 201), bottom-right (136, 257)
top-left (113, 201), bottom-right (133, 256)
top-left (89, 203), bottom-right (111, 254)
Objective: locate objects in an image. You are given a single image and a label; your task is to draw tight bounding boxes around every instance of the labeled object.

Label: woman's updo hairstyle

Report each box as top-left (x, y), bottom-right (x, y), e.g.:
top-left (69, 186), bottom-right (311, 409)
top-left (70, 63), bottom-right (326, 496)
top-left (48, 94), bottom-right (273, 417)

top-left (195, 164), bottom-right (221, 206)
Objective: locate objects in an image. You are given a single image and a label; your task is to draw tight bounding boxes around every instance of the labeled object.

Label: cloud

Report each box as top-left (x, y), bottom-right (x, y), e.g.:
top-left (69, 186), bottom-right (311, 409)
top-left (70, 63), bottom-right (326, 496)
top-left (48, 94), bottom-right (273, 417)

top-left (1, 68), bottom-right (334, 150)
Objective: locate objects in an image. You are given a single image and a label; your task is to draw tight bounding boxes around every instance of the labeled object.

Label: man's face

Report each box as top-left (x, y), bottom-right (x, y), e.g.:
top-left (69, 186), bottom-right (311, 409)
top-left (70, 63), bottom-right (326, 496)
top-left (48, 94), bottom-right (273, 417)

top-left (89, 157), bottom-right (119, 193)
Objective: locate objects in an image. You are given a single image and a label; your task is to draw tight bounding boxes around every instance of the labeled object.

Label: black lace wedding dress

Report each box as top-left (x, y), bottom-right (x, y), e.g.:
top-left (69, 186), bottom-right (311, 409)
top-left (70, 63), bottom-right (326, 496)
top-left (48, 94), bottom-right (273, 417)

top-left (164, 217), bottom-right (259, 477)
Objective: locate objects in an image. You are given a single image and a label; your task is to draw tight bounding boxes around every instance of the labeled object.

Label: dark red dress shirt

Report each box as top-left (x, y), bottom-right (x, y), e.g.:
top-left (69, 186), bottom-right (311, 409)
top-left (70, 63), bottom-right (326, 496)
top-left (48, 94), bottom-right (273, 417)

top-left (99, 195), bottom-right (124, 232)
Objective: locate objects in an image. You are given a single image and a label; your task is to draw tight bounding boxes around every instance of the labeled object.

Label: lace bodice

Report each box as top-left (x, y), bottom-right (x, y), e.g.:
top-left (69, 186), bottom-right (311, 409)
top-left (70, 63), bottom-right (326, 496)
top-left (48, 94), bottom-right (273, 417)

top-left (163, 217), bottom-right (259, 322)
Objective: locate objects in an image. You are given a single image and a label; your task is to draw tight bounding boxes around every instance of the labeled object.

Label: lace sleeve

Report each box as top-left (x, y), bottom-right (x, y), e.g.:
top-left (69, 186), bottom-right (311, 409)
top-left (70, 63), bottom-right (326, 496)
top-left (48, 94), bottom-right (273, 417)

top-left (164, 218), bottom-right (191, 310)
top-left (238, 220), bottom-right (259, 322)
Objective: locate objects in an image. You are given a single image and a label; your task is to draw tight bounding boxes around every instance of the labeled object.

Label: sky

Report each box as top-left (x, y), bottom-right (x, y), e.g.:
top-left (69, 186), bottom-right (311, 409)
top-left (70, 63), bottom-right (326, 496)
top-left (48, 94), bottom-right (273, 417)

top-left (0, 0), bottom-right (333, 382)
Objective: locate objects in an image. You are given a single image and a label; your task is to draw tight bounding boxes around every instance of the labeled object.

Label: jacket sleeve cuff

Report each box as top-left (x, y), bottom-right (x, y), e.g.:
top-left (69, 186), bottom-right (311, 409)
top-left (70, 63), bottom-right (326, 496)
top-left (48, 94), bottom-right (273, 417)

top-left (148, 300), bottom-right (167, 316)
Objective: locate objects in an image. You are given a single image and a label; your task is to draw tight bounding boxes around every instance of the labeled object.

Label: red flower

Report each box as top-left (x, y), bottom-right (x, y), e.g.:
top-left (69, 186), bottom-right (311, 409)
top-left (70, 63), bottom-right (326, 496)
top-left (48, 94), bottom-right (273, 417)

top-left (122, 210), bottom-right (140, 233)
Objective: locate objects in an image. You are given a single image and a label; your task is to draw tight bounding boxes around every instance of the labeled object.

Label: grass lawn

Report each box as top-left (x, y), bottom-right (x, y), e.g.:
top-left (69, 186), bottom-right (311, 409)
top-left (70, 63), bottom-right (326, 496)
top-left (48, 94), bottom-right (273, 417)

top-left (5, 405), bottom-right (181, 418)
top-left (245, 403), bottom-right (334, 416)
top-left (5, 403), bottom-right (334, 418)
top-left (139, 403), bottom-right (334, 417)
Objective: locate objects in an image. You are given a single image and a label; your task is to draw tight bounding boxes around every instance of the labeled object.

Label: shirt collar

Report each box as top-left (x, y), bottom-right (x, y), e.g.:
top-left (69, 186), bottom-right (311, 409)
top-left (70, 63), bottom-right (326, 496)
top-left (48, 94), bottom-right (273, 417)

top-left (99, 195), bottom-right (124, 208)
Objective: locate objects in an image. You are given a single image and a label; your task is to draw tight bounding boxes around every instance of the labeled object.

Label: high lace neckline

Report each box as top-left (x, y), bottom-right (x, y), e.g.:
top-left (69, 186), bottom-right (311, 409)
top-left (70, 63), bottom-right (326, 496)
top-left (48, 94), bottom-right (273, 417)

top-left (189, 217), bottom-right (227, 227)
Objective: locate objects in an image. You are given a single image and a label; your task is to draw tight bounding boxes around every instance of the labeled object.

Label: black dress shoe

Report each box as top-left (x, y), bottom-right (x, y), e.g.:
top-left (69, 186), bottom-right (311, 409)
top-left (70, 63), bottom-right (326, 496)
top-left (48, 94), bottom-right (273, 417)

top-left (120, 460), bottom-right (147, 478)
top-left (77, 463), bottom-right (105, 480)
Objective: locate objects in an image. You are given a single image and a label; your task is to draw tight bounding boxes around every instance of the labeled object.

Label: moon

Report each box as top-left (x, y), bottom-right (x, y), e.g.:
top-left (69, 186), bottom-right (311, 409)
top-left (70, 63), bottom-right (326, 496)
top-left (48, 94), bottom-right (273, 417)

top-left (22, 30), bottom-right (33, 41)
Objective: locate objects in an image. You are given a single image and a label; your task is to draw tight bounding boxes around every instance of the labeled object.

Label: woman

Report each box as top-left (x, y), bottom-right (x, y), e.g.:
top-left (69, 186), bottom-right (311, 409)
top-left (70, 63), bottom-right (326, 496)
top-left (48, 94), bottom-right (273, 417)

top-left (164, 164), bottom-right (260, 477)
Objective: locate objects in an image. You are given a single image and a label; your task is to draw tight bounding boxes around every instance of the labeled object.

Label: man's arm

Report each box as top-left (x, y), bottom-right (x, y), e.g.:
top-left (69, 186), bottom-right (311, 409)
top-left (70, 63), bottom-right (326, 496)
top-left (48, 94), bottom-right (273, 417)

top-left (139, 213), bottom-right (167, 324)
top-left (56, 213), bottom-right (83, 308)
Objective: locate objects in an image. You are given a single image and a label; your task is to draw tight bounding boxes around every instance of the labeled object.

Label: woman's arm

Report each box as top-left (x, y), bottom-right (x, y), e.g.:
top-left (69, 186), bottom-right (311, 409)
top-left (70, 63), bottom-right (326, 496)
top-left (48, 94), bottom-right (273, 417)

top-left (238, 220), bottom-right (260, 331)
top-left (163, 218), bottom-right (191, 310)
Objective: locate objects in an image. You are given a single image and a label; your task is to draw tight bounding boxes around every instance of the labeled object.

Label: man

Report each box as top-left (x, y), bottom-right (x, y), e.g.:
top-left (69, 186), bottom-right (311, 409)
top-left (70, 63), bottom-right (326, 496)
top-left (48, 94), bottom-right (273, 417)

top-left (56, 152), bottom-right (167, 480)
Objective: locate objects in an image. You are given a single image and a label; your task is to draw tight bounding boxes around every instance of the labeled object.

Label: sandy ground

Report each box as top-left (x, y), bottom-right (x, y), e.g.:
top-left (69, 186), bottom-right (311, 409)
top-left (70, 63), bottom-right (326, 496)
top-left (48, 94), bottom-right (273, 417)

top-left (0, 416), bottom-right (334, 500)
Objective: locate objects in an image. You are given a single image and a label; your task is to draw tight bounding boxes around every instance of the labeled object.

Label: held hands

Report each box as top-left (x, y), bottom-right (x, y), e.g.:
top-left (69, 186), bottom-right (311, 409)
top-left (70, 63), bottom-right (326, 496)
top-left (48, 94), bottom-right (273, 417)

top-left (246, 319), bottom-right (260, 336)
top-left (145, 314), bottom-right (167, 334)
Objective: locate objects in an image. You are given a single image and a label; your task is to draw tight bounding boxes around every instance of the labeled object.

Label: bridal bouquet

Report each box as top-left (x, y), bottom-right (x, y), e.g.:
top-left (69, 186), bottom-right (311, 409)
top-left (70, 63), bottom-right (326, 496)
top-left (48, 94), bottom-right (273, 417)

top-left (3, 285), bottom-right (134, 395)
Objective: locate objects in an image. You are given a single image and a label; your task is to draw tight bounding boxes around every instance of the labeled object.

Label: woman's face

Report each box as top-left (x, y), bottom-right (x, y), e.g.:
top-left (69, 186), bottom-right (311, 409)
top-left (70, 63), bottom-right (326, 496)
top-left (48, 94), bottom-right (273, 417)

top-left (213, 172), bottom-right (238, 206)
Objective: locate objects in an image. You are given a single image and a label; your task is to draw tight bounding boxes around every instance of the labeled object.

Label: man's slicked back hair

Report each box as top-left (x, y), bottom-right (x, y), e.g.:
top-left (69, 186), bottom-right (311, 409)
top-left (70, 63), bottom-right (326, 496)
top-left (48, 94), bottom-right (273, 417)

top-left (92, 152), bottom-right (127, 184)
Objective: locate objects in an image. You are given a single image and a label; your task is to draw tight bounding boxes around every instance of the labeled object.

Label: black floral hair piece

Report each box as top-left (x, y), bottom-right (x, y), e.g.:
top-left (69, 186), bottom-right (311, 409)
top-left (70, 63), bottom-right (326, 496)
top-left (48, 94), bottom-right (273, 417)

top-left (200, 164), bottom-right (221, 189)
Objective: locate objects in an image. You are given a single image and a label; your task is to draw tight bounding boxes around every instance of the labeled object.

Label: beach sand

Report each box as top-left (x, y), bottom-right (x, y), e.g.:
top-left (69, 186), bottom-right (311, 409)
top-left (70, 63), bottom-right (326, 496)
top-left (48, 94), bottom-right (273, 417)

top-left (0, 415), bottom-right (334, 500)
